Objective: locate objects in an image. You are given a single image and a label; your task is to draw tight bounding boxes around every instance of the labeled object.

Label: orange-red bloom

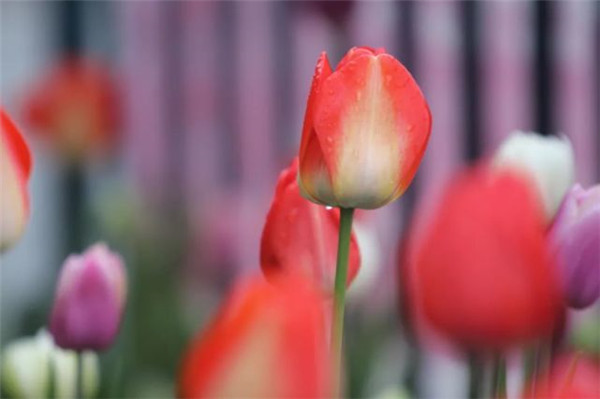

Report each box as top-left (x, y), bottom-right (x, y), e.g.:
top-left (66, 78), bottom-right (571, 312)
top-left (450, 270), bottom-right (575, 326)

top-left (1, 109), bottom-right (32, 251)
top-left (409, 166), bottom-right (562, 351)
top-left (177, 276), bottom-right (332, 398)
top-left (523, 353), bottom-right (600, 398)
top-left (298, 46), bottom-right (431, 209)
top-left (25, 58), bottom-right (119, 160)
top-left (261, 158), bottom-right (360, 294)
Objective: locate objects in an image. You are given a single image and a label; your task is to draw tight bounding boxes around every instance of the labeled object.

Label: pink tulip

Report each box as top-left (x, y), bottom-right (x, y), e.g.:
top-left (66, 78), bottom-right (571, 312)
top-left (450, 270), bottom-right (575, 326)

top-left (549, 184), bottom-right (600, 308)
top-left (49, 243), bottom-right (127, 351)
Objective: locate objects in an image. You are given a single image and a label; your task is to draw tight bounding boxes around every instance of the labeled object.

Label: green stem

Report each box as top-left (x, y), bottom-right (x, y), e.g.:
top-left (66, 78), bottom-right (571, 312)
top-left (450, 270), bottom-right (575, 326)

top-left (492, 354), bottom-right (506, 398)
top-left (468, 353), bottom-right (483, 399)
top-left (76, 351), bottom-right (83, 399)
top-left (331, 207), bottom-right (355, 396)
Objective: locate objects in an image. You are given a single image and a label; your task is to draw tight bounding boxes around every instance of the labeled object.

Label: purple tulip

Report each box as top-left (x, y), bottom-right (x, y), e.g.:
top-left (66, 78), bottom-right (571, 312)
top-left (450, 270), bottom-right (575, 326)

top-left (549, 184), bottom-right (600, 309)
top-left (49, 243), bottom-right (127, 351)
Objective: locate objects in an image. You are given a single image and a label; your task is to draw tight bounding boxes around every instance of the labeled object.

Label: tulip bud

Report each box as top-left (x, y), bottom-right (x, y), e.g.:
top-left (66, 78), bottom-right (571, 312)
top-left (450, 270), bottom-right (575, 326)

top-left (1, 110), bottom-right (32, 252)
top-left (549, 184), bottom-right (600, 309)
top-left (49, 243), bottom-right (127, 351)
top-left (493, 131), bottom-right (574, 220)
top-left (410, 166), bottom-right (562, 351)
top-left (1, 329), bottom-right (99, 399)
top-left (178, 276), bottom-right (332, 398)
top-left (298, 46), bottom-right (431, 209)
top-left (24, 58), bottom-right (119, 161)
top-left (523, 353), bottom-right (600, 398)
top-left (261, 158), bottom-right (361, 293)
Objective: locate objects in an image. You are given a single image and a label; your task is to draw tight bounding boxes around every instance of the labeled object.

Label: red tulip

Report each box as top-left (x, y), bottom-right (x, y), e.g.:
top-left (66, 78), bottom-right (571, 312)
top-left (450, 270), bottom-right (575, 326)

top-left (261, 158), bottom-right (361, 294)
top-left (0, 109), bottom-right (32, 252)
top-left (178, 276), bottom-right (331, 398)
top-left (410, 166), bottom-right (562, 351)
top-left (524, 353), bottom-right (600, 398)
top-left (25, 58), bottom-right (119, 160)
top-left (298, 46), bottom-right (431, 209)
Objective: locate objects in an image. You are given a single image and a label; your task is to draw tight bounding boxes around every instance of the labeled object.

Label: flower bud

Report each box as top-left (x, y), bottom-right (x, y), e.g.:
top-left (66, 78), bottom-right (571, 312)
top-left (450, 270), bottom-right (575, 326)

top-left (298, 46), bottom-right (431, 209)
top-left (549, 184), bottom-right (600, 308)
top-left (409, 166), bottom-right (562, 351)
top-left (493, 131), bottom-right (574, 220)
top-left (260, 158), bottom-right (360, 294)
top-left (178, 276), bottom-right (332, 398)
top-left (49, 243), bottom-right (127, 351)
top-left (1, 329), bottom-right (99, 399)
top-left (1, 109), bottom-right (32, 252)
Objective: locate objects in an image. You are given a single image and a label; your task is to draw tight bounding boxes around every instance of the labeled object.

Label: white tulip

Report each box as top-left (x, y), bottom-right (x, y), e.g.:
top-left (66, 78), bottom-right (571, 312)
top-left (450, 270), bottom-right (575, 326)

top-left (1, 330), bottom-right (51, 398)
top-left (493, 131), bottom-right (575, 220)
top-left (1, 329), bottom-right (99, 398)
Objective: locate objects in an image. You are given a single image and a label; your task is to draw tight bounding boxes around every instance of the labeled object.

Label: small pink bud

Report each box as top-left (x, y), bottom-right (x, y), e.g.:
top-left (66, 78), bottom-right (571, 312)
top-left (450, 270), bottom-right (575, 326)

top-left (49, 243), bottom-right (127, 351)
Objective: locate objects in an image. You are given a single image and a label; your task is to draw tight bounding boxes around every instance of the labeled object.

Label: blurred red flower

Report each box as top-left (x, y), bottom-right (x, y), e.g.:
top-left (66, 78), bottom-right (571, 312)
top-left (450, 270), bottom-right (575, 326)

top-left (298, 46), bottom-right (431, 209)
top-left (409, 166), bottom-right (563, 351)
top-left (177, 275), bottom-right (332, 398)
top-left (24, 58), bottom-right (119, 161)
top-left (0, 109), bottom-right (32, 252)
top-left (261, 158), bottom-right (361, 294)
top-left (524, 353), bottom-right (600, 398)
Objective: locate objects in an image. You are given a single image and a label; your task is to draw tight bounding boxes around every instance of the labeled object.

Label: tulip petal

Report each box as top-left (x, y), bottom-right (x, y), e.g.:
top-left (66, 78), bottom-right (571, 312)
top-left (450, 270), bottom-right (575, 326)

top-left (337, 46), bottom-right (385, 71)
top-left (314, 53), bottom-right (431, 208)
top-left (1, 111), bottom-right (32, 251)
top-left (560, 209), bottom-right (600, 308)
top-left (298, 52), bottom-right (336, 205)
top-left (178, 277), bottom-right (331, 398)
top-left (1, 111), bottom-right (32, 181)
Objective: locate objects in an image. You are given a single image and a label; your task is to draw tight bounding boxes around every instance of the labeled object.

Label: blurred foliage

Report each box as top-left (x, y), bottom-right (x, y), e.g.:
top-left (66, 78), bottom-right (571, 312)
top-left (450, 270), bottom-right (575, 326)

top-left (571, 311), bottom-right (600, 356)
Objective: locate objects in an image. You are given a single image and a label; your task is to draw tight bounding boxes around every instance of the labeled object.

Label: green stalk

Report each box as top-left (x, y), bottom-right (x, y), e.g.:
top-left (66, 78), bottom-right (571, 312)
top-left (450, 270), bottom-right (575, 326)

top-left (492, 354), bottom-right (506, 398)
top-left (468, 353), bottom-right (484, 399)
top-left (76, 351), bottom-right (83, 399)
top-left (331, 207), bottom-right (355, 396)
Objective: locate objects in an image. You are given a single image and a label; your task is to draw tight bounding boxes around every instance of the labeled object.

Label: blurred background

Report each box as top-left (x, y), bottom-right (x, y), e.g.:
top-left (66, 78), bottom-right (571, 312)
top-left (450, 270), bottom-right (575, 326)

top-left (1, 1), bottom-right (599, 398)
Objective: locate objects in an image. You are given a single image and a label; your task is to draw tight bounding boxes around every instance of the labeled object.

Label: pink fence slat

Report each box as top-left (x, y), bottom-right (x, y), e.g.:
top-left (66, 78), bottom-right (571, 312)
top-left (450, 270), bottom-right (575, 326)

top-left (555, 0), bottom-right (597, 186)
top-left (349, 1), bottom-right (396, 51)
top-left (235, 1), bottom-right (276, 192)
top-left (118, 2), bottom-right (168, 205)
top-left (180, 2), bottom-right (220, 211)
top-left (234, 2), bottom-right (278, 275)
top-left (414, 1), bottom-right (465, 199)
top-left (480, 1), bottom-right (535, 154)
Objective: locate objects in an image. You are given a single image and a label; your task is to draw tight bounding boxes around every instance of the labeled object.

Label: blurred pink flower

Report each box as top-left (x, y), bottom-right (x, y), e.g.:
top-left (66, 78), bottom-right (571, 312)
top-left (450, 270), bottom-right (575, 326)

top-left (50, 243), bottom-right (127, 351)
top-left (549, 184), bottom-right (600, 309)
